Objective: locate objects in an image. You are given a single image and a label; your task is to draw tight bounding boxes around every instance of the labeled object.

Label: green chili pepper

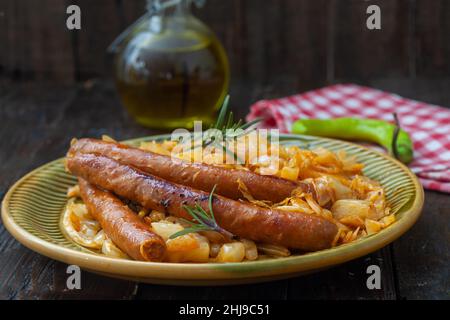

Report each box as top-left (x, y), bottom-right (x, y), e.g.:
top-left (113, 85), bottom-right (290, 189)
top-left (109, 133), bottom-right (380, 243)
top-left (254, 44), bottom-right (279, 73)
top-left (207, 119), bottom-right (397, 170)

top-left (291, 114), bottom-right (414, 164)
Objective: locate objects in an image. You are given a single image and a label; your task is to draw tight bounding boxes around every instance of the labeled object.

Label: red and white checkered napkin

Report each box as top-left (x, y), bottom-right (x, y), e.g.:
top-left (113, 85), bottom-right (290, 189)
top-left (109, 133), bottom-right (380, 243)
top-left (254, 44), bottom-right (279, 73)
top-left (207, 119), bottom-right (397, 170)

top-left (246, 84), bottom-right (450, 193)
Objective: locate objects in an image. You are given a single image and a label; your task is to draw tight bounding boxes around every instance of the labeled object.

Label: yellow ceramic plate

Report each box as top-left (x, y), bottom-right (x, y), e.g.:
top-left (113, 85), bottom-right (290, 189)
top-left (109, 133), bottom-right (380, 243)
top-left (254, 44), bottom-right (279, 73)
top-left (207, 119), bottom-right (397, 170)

top-left (1, 134), bottom-right (423, 285)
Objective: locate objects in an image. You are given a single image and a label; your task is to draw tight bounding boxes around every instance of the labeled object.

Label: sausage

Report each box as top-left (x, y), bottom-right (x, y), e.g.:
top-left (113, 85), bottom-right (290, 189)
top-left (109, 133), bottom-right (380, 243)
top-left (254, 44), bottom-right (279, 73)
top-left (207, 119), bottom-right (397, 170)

top-left (68, 153), bottom-right (338, 251)
top-left (68, 138), bottom-right (311, 203)
top-left (78, 178), bottom-right (166, 261)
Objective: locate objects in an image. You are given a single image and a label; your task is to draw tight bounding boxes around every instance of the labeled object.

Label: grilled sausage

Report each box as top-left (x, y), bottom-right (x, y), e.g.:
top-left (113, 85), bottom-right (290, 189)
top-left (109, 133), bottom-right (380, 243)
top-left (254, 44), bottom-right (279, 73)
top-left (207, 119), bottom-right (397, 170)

top-left (68, 153), bottom-right (338, 251)
top-left (78, 178), bottom-right (166, 261)
top-left (68, 138), bottom-right (311, 203)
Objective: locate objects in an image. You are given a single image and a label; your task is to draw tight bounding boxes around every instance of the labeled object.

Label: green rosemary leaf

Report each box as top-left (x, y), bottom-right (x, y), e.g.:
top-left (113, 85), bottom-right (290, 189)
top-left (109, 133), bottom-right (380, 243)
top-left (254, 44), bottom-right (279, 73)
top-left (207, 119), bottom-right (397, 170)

top-left (179, 217), bottom-right (197, 226)
top-left (194, 203), bottom-right (211, 222)
top-left (225, 127), bottom-right (251, 139)
top-left (214, 95), bottom-right (230, 129)
top-left (177, 188), bottom-right (235, 240)
top-left (185, 95), bottom-right (262, 158)
top-left (208, 185), bottom-right (217, 221)
top-left (225, 111), bottom-right (234, 130)
top-left (240, 117), bottom-right (263, 130)
top-left (233, 119), bottom-right (243, 130)
top-left (169, 226), bottom-right (210, 239)
top-left (218, 141), bottom-right (244, 163)
top-left (223, 144), bottom-right (239, 162)
top-left (182, 205), bottom-right (208, 227)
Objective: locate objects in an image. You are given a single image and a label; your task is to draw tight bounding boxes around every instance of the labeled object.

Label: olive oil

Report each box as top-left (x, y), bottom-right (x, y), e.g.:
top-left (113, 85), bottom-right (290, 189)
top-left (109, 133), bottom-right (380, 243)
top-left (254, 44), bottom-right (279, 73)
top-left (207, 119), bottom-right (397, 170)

top-left (113, 4), bottom-right (229, 129)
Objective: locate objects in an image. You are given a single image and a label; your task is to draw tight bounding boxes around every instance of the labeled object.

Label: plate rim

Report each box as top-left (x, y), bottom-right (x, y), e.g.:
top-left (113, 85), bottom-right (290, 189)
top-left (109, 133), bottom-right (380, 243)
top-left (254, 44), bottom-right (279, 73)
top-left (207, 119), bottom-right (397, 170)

top-left (1, 134), bottom-right (424, 282)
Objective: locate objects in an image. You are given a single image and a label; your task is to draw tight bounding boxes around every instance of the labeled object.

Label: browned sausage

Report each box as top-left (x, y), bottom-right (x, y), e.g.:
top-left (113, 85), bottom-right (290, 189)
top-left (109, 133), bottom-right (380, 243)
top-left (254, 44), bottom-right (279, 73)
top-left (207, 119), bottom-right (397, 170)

top-left (68, 138), bottom-right (312, 203)
top-left (68, 153), bottom-right (338, 251)
top-left (78, 178), bottom-right (166, 261)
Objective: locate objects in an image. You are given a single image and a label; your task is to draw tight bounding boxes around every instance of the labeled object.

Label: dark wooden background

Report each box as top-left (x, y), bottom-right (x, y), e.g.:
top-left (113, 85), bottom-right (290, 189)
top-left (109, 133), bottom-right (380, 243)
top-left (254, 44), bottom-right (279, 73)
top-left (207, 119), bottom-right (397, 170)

top-left (0, 0), bottom-right (449, 300)
top-left (1, 0), bottom-right (450, 85)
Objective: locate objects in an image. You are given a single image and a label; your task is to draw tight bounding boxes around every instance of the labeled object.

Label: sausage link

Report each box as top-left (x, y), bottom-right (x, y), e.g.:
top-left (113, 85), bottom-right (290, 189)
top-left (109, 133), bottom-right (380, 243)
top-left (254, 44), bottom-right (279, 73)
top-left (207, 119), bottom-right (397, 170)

top-left (68, 154), bottom-right (338, 251)
top-left (78, 178), bottom-right (166, 261)
top-left (69, 138), bottom-right (311, 203)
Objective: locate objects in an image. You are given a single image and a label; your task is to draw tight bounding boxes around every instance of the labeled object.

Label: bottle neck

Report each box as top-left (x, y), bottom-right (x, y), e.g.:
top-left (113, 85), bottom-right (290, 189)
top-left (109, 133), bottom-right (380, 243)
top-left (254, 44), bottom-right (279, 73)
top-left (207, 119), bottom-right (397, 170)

top-left (147, 0), bottom-right (195, 33)
top-left (147, 0), bottom-right (192, 17)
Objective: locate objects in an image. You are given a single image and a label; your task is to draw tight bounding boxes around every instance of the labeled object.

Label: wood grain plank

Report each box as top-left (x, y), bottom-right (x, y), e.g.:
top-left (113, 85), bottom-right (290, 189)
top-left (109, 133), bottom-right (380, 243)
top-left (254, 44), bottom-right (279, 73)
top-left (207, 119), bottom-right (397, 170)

top-left (334, 0), bottom-right (411, 79)
top-left (287, 247), bottom-right (397, 300)
top-left (0, 0), bottom-right (75, 82)
top-left (70, 0), bottom-right (124, 80)
top-left (195, 0), bottom-right (328, 89)
top-left (0, 85), bottom-right (74, 300)
top-left (392, 192), bottom-right (449, 299)
top-left (137, 281), bottom-right (288, 300)
top-left (2, 0), bottom-right (450, 82)
top-left (119, 0), bottom-right (146, 28)
top-left (0, 84), bottom-right (75, 189)
top-left (0, 240), bottom-right (138, 300)
top-left (193, 0), bottom-right (240, 77)
top-left (0, 1), bottom-right (9, 78)
top-left (415, 0), bottom-right (450, 76)
top-left (242, 0), bottom-right (329, 87)
top-left (50, 262), bottom-right (138, 300)
top-left (369, 77), bottom-right (450, 107)
top-left (0, 1), bottom-right (32, 80)
top-left (281, 0), bottom-right (329, 89)
top-left (0, 82), bottom-right (143, 299)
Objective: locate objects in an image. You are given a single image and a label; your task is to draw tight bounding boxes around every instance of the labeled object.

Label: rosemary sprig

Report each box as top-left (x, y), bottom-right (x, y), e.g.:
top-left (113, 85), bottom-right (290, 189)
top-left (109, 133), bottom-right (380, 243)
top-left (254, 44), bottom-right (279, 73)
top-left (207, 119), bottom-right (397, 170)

top-left (182, 95), bottom-right (262, 162)
top-left (212, 95), bottom-right (262, 134)
top-left (169, 185), bottom-right (235, 240)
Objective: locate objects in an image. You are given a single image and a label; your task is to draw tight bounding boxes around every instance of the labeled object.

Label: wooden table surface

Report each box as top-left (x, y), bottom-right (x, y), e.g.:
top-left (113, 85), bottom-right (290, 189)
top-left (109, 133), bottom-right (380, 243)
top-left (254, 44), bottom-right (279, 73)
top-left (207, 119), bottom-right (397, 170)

top-left (0, 78), bottom-right (448, 300)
